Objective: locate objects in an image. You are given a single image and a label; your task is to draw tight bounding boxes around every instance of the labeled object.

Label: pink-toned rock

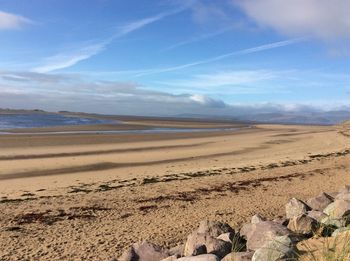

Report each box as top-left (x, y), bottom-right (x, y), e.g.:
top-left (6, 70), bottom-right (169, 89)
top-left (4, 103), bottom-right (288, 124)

top-left (245, 221), bottom-right (292, 251)
top-left (307, 193), bottom-right (333, 211)
top-left (239, 223), bottom-right (253, 239)
top-left (184, 232), bottom-right (231, 258)
top-left (323, 199), bottom-right (350, 219)
top-left (251, 214), bottom-right (265, 224)
top-left (222, 251), bottom-right (254, 261)
top-left (307, 210), bottom-right (327, 222)
top-left (287, 214), bottom-right (317, 235)
top-left (119, 241), bottom-right (169, 261)
top-left (285, 198), bottom-right (310, 219)
top-left (216, 232), bottom-right (234, 243)
top-left (197, 220), bottom-right (234, 237)
top-left (177, 254), bottom-right (220, 261)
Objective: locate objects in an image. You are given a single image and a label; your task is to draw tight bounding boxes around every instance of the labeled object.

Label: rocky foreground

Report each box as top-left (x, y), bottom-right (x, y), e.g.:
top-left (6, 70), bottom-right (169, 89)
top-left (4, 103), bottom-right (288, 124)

top-left (115, 186), bottom-right (350, 261)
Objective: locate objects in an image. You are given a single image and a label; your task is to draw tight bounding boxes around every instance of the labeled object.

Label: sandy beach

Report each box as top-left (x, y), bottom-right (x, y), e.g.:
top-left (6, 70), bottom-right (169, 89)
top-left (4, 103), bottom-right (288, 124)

top-left (1, 120), bottom-right (350, 260)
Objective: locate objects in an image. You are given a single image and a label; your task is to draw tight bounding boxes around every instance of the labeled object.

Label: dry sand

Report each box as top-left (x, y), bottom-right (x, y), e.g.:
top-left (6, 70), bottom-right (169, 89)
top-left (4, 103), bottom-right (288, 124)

top-left (0, 121), bottom-right (350, 260)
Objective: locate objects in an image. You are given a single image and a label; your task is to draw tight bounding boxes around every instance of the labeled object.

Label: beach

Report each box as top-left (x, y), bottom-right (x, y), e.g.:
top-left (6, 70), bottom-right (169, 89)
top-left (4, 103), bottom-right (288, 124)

top-left (1, 119), bottom-right (350, 260)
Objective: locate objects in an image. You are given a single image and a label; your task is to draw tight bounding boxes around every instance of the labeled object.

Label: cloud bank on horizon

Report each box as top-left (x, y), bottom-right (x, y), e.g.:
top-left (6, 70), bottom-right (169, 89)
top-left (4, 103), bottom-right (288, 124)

top-left (0, 0), bottom-right (349, 120)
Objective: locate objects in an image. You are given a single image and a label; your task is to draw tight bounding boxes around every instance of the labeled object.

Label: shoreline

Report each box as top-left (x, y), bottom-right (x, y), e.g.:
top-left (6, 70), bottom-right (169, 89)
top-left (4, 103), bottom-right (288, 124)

top-left (1, 122), bottom-right (349, 260)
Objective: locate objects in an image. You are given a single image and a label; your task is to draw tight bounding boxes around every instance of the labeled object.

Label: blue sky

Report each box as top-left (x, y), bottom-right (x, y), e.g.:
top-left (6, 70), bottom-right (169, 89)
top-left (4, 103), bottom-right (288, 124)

top-left (0, 0), bottom-right (350, 116)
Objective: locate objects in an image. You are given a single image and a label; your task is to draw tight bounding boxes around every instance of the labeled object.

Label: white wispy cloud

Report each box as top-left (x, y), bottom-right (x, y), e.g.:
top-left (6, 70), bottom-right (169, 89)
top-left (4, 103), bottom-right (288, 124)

top-left (161, 26), bottom-right (234, 52)
top-left (0, 10), bottom-right (33, 30)
top-left (158, 70), bottom-right (280, 88)
top-left (32, 43), bottom-right (107, 73)
top-left (236, 0), bottom-right (350, 40)
top-left (136, 37), bottom-right (306, 76)
top-left (32, 4), bottom-right (190, 73)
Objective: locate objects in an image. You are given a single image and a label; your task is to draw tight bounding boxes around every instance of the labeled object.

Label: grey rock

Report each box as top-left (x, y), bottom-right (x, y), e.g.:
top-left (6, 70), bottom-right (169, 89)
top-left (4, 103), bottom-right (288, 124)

top-left (287, 214), bottom-right (317, 235)
top-left (307, 192), bottom-right (333, 211)
top-left (197, 220), bottom-right (234, 237)
top-left (251, 214), bottom-right (266, 224)
top-left (221, 251), bottom-right (254, 261)
top-left (119, 241), bottom-right (169, 261)
top-left (245, 221), bottom-right (292, 251)
top-left (177, 254), bottom-right (220, 261)
top-left (252, 235), bottom-right (296, 261)
top-left (285, 198), bottom-right (310, 219)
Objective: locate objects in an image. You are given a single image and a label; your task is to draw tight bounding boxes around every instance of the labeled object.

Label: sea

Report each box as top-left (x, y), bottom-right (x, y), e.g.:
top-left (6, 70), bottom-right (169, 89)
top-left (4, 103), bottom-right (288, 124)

top-left (0, 113), bottom-right (109, 130)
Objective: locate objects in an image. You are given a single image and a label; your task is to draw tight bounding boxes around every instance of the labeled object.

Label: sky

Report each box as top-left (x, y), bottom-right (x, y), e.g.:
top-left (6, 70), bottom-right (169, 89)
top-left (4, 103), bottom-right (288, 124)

top-left (0, 0), bottom-right (350, 117)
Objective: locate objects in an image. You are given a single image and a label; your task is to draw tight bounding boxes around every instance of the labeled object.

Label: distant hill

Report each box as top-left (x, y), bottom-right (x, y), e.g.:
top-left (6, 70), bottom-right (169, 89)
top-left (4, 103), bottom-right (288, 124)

top-left (177, 111), bottom-right (350, 125)
top-left (1, 108), bottom-right (350, 126)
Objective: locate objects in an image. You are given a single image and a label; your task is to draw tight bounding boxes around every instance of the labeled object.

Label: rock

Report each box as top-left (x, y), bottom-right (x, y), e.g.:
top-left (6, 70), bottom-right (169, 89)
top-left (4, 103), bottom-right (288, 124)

top-left (221, 251), bottom-right (254, 261)
top-left (192, 245), bottom-right (207, 256)
top-left (177, 254), bottom-right (220, 261)
top-left (287, 214), bottom-right (317, 235)
top-left (320, 216), bottom-right (346, 228)
top-left (251, 214), bottom-right (265, 224)
top-left (197, 220), bottom-right (234, 237)
top-left (272, 218), bottom-right (289, 226)
top-left (161, 256), bottom-right (178, 261)
top-left (338, 185), bottom-right (350, 195)
top-left (239, 223), bottom-right (253, 239)
top-left (245, 221), bottom-right (292, 251)
top-left (332, 227), bottom-right (350, 237)
top-left (285, 198), bottom-right (310, 219)
top-left (307, 210), bottom-right (328, 222)
top-left (169, 244), bottom-right (184, 257)
top-left (323, 199), bottom-right (350, 220)
top-left (252, 235), bottom-right (296, 261)
top-left (336, 192), bottom-right (350, 201)
top-left (119, 241), bottom-right (169, 261)
top-left (184, 232), bottom-right (231, 258)
top-left (307, 192), bottom-right (334, 211)
top-left (216, 232), bottom-right (234, 243)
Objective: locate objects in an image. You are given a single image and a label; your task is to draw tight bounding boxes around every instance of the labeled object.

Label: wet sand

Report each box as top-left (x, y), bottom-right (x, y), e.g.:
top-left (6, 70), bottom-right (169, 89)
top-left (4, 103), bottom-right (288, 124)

top-left (0, 121), bottom-right (350, 260)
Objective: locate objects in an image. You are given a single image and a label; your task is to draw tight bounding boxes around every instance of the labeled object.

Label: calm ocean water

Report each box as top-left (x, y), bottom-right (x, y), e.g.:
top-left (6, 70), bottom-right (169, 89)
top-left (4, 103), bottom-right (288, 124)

top-left (0, 113), bottom-right (110, 129)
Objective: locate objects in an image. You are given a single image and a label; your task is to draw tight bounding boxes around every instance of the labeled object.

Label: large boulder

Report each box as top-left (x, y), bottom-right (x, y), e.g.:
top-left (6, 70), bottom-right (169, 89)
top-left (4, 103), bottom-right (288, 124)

top-left (252, 235), bottom-right (297, 261)
top-left (177, 254), bottom-right (220, 261)
top-left (307, 193), bottom-right (333, 211)
top-left (285, 198), bottom-right (310, 219)
top-left (245, 221), bottom-right (292, 251)
top-left (222, 251), bottom-right (254, 261)
top-left (323, 199), bottom-right (350, 220)
top-left (119, 241), bottom-right (169, 261)
top-left (184, 232), bottom-right (231, 258)
top-left (287, 214), bottom-right (317, 235)
top-left (197, 220), bottom-right (234, 237)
